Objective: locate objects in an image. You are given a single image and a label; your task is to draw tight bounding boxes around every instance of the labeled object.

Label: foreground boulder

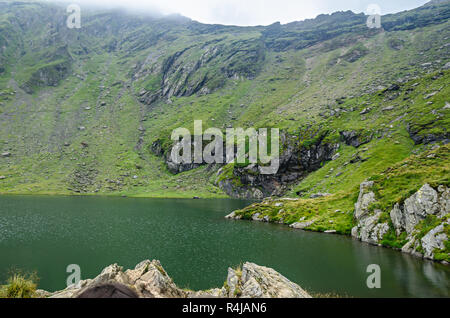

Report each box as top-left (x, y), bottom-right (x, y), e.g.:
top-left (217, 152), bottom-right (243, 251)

top-left (39, 260), bottom-right (311, 298)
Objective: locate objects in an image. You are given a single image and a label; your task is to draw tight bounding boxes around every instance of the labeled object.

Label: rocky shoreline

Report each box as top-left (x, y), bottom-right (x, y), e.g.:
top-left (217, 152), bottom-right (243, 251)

top-left (352, 183), bottom-right (449, 263)
top-left (36, 260), bottom-right (311, 298)
top-left (226, 183), bottom-right (449, 264)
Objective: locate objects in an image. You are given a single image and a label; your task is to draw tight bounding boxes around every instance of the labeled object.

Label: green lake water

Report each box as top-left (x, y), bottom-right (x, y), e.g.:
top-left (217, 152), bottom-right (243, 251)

top-left (0, 195), bottom-right (448, 298)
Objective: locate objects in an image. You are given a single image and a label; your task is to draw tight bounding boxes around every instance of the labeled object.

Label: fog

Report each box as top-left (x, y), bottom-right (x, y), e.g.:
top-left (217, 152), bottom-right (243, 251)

top-left (47, 0), bottom-right (430, 26)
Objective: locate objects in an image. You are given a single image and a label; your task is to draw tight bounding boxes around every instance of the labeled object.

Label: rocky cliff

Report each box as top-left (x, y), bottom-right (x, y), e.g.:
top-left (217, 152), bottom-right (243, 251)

top-left (352, 182), bottom-right (449, 262)
top-left (152, 130), bottom-right (339, 199)
top-left (36, 260), bottom-right (311, 298)
top-left (215, 133), bottom-right (339, 199)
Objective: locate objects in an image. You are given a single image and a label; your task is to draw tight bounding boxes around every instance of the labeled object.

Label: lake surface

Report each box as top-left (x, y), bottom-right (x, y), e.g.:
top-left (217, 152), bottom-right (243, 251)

top-left (0, 195), bottom-right (448, 298)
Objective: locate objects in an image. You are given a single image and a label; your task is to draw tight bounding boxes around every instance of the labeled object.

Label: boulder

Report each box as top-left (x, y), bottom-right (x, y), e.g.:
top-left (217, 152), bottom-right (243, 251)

top-left (421, 224), bottom-right (448, 260)
top-left (290, 220), bottom-right (314, 230)
top-left (227, 263), bottom-right (311, 298)
top-left (424, 92), bottom-right (438, 99)
top-left (310, 192), bottom-right (331, 199)
top-left (225, 211), bottom-right (236, 219)
top-left (43, 260), bottom-right (311, 299)
top-left (252, 213), bottom-right (262, 221)
top-left (332, 153), bottom-right (341, 160)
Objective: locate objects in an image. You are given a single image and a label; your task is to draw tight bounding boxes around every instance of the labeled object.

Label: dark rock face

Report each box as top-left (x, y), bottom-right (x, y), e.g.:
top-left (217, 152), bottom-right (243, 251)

top-left (407, 124), bottom-right (450, 145)
top-left (150, 140), bottom-right (164, 157)
top-left (151, 132), bottom-right (338, 199)
top-left (21, 60), bottom-right (72, 94)
top-left (340, 130), bottom-right (372, 148)
top-left (341, 46), bottom-right (369, 63)
top-left (387, 38), bottom-right (405, 51)
top-left (77, 283), bottom-right (139, 298)
top-left (135, 39), bottom-right (265, 105)
top-left (217, 133), bottom-right (339, 199)
top-left (151, 139), bottom-right (227, 174)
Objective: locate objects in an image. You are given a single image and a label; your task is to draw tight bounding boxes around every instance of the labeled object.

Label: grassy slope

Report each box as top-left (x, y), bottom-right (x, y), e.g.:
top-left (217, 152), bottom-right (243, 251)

top-left (0, 2), bottom-right (449, 199)
top-left (233, 71), bottom-right (449, 257)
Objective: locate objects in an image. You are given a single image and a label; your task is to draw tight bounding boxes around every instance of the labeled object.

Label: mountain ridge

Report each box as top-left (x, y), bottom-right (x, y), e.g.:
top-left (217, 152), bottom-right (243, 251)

top-left (0, 0), bottom-right (449, 201)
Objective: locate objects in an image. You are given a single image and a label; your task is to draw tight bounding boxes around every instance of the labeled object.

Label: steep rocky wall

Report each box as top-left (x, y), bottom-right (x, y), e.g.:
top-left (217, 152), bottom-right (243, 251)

top-left (215, 133), bottom-right (339, 199)
top-left (152, 131), bottom-right (339, 199)
top-left (352, 182), bottom-right (449, 263)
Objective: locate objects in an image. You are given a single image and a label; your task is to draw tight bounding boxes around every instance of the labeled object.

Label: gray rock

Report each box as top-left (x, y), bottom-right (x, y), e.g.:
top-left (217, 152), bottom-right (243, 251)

top-left (239, 263), bottom-right (311, 298)
top-left (310, 192), bottom-right (331, 199)
top-left (252, 213), bottom-right (262, 221)
top-left (226, 267), bottom-right (239, 297)
top-left (360, 108), bottom-right (371, 115)
top-left (1, 152), bottom-right (11, 157)
top-left (424, 91), bottom-right (438, 99)
top-left (444, 102), bottom-right (450, 110)
top-left (352, 182), bottom-right (448, 254)
top-left (290, 220), bottom-right (314, 230)
top-left (357, 211), bottom-right (387, 245)
top-left (354, 181), bottom-right (375, 220)
top-left (421, 224), bottom-right (447, 260)
top-left (332, 153), bottom-right (341, 160)
top-left (351, 226), bottom-right (359, 238)
top-left (390, 203), bottom-right (405, 235)
top-left (225, 211), bottom-right (236, 219)
top-left (403, 184), bottom-right (440, 233)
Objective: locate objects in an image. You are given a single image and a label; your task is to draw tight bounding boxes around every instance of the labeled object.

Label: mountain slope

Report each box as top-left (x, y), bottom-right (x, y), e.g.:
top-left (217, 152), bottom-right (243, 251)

top-left (0, 0), bottom-right (449, 199)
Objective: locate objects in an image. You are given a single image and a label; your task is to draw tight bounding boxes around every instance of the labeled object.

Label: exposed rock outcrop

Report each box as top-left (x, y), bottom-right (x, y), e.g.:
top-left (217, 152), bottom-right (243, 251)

top-left (352, 182), bottom-right (449, 262)
top-left (351, 181), bottom-right (390, 245)
top-left (21, 60), bottom-right (72, 94)
top-left (215, 133), bottom-right (339, 199)
top-left (40, 260), bottom-right (311, 298)
top-left (225, 263), bottom-right (311, 298)
top-left (407, 123), bottom-right (450, 145)
top-left (340, 130), bottom-right (373, 148)
top-left (152, 131), bottom-right (339, 199)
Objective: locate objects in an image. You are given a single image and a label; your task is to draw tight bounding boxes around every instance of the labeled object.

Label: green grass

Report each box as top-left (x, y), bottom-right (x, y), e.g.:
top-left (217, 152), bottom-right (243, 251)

top-left (0, 272), bottom-right (38, 299)
top-left (235, 144), bottom-right (450, 238)
top-left (0, 2), bottom-right (449, 203)
top-left (235, 191), bottom-right (357, 235)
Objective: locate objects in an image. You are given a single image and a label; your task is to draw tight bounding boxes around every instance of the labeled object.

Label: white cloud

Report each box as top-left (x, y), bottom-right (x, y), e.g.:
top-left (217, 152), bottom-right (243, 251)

top-left (49, 0), bottom-right (430, 26)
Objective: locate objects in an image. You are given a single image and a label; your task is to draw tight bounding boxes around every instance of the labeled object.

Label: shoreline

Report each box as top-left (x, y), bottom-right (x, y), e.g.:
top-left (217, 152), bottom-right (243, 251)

top-left (0, 190), bottom-right (231, 200)
top-left (226, 214), bottom-right (450, 266)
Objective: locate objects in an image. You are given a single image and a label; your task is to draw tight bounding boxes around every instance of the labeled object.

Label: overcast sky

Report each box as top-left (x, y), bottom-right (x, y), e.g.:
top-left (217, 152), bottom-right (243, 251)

top-left (49, 0), bottom-right (431, 26)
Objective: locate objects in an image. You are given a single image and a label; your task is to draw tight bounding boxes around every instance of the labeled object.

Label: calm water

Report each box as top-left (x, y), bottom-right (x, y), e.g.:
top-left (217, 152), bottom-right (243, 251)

top-left (0, 195), bottom-right (448, 298)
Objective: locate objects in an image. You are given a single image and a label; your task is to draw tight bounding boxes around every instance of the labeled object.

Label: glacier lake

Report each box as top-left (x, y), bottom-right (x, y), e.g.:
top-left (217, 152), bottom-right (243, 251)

top-left (0, 195), bottom-right (448, 297)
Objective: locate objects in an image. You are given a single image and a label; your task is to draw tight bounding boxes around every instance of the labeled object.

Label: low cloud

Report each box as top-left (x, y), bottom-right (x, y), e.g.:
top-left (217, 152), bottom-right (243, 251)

top-left (48, 0), bottom-right (430, 26)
